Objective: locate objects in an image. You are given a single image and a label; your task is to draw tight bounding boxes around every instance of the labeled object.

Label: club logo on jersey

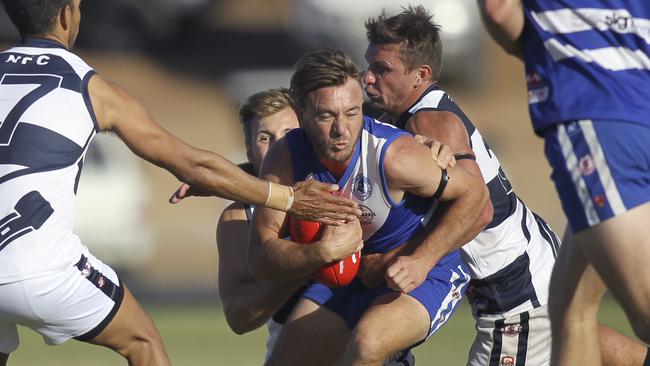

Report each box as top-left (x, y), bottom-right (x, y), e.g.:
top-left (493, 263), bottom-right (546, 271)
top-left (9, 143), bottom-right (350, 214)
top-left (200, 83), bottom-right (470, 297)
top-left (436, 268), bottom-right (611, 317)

top-left (502, 324), bottom-right (523, 336)
top-left (358, 204), bottom-right (376, 225)
top-left (500, 356), bottom-right (515, 366)
top-left (97, 276), bottom-right (105, 288)
top-left (526, 72), bottom-right (549, 104)
top-left (578, 154), bottom-right (595, 176)
top-left (351, 174), bottom-right (372, 201)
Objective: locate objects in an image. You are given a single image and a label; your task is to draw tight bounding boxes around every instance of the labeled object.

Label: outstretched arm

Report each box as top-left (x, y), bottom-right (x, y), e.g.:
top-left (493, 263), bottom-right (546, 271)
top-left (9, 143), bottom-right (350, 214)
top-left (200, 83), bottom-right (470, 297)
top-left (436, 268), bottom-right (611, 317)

top-left (88, 75), bottom-right (360, 224)
top-left (216, 203), bottom-right (305, 334)
top-left (382, 134), bottom-right (490, 292)
top-left (478, 0), bottom-right (525, 58)
top-left (247, 138), bottom-right (363, 281)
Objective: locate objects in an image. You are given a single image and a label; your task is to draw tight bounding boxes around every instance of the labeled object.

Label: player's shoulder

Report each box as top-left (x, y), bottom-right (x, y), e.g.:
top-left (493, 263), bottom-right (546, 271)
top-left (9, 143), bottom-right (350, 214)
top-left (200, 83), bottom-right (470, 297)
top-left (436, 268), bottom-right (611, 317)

top-left (382, 134), bottom-right (425, 173)
top-left (260, 133), bottom-right (296, 185)
top-left (407, 111), bottom-right (470, 146)
top-left (219, 202), bottom-right (249, 223)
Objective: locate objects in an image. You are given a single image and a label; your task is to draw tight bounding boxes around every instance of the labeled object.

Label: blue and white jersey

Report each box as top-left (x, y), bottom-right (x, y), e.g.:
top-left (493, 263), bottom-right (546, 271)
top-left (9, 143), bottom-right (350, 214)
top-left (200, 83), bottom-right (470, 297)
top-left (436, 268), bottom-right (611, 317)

top-left (0, 38), bottom-right (98, 283)
top-left (286, 116), bottom-right (460, 267)
top-left (395, 86), bottom-right (559, 318)
top-left (522, 0), bottom-right (650, 134)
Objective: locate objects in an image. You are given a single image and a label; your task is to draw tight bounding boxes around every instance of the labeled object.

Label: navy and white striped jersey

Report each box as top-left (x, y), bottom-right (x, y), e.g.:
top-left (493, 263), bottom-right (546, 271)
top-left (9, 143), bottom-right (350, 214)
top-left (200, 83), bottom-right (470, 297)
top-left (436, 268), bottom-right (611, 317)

top-left (395, 86), bottom-right (559, 318)
top-left (0, 38), bottom-right (98, 283)
top-left (522, 0), bottom-right (650, 134)
top-left (285, 116), bottom-right (462, 268)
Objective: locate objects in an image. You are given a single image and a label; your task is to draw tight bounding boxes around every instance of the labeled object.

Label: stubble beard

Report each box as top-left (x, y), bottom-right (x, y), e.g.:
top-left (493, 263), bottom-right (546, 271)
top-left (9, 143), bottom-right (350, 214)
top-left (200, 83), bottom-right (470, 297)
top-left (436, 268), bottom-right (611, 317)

top-left (309, 125), bottom-right (362, 164)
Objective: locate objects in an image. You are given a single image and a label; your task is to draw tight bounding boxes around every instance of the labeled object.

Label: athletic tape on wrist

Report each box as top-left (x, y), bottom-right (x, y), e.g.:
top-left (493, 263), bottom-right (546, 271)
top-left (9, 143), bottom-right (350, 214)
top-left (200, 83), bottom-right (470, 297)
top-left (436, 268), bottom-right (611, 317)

top-left (265, 181), bottom-right (293, 211)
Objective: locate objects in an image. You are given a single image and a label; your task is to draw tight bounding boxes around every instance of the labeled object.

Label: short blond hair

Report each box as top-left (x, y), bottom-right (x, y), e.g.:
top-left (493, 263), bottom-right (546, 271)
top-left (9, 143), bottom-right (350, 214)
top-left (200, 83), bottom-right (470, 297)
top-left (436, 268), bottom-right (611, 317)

top-left (238, 88), bottom-right (292, 149)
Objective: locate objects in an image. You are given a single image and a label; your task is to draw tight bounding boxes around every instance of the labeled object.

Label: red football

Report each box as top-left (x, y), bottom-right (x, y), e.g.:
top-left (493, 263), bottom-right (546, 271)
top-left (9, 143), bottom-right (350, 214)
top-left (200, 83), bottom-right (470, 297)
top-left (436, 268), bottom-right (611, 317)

top-left (288, 216), bottom-right (361, 288)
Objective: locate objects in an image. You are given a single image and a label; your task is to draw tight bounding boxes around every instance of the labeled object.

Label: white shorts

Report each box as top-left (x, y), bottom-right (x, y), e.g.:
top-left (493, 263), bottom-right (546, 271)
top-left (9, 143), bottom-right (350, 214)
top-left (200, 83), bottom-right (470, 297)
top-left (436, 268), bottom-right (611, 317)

top-left (0, 249), bottom-right (123, 353)
top-left (467, 305), bottom-right (551, 366)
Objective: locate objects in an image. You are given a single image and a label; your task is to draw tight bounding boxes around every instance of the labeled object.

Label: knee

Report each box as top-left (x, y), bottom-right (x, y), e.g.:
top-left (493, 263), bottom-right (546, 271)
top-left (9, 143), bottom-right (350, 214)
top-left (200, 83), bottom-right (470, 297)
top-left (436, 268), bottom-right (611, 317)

top-left (346, 329), bottom-right (389, 364)
top-left (548, 280), bottom-right (606, 323)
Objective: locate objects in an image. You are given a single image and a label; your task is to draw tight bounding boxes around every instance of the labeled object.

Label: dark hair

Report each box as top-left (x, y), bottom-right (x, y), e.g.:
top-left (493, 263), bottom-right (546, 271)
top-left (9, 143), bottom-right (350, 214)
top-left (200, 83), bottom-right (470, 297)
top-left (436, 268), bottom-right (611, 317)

top-left (290, 49), bottom-right (361, 110)
top-left (2, 0), bottom-right (72, 36)
top-left (238, 88), bottom-right (292, 149)
top-left (365, 5), bottom-right (443, 81)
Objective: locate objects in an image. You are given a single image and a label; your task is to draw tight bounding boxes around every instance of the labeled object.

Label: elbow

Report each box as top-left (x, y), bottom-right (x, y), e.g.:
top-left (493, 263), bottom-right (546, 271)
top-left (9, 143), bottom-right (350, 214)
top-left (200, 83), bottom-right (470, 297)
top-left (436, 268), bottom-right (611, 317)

top-left (227, 319), bottom-right (256, 335)
top-left (223, 304), bottom-right (257, 335)
top-left (479, 197), bottom-right (494, 230)
top-left (475, 186), bottom-right (493, 231)
top-left (481, 0), bottom-right (515, 26)
top-left (479, 0), bottom-right (524, 57)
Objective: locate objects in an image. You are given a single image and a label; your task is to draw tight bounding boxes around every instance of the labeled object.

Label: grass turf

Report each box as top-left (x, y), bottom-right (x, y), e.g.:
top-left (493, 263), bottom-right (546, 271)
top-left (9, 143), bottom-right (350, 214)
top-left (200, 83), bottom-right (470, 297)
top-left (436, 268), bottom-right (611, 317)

top-left (8, 296), bottom-right (633, 365)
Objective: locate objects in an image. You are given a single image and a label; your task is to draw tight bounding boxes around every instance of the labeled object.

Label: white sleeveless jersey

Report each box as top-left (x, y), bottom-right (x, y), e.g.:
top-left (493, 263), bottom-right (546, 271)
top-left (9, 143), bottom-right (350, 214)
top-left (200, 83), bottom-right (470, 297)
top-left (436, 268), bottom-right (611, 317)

top-left (0, 38), bottom-right (98, 283)
top-left (395, 86), bottom-right (559, 318)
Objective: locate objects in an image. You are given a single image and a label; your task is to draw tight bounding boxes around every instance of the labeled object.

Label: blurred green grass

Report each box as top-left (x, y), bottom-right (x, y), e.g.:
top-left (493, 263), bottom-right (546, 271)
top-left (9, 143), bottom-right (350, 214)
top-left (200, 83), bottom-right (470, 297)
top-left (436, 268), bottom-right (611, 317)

top-left (9, 296), bottom-right (634, 365)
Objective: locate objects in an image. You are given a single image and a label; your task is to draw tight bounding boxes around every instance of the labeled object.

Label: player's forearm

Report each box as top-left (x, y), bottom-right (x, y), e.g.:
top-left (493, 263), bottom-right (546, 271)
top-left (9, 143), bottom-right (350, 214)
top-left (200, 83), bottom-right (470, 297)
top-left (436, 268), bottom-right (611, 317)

top-left (478, 0), bottom-right (525, 58)
top-left (222, 280), bottom-right (304, 334)
top-left (170, 146), bottom-right (269, 205)
top-left (248, 237), bottom-right (325, 281)
top-left (414, 186), bottom-right (491, 267)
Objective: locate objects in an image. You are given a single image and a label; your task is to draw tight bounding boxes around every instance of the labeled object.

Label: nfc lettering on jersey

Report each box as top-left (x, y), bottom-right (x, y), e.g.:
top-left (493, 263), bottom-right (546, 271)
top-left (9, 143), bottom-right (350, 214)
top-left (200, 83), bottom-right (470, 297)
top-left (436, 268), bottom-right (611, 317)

top-left (5, 54), bottom-right (50, 65)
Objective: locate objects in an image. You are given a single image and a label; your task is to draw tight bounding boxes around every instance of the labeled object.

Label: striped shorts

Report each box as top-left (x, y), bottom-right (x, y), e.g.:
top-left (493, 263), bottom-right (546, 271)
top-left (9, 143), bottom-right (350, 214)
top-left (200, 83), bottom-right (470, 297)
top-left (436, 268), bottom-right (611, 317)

top-left (467, 305), bottom-right (550, 366)
top-left (0, 248), bottom-right (123, 352)
top-left (544, 120), bottom-right (650, 233)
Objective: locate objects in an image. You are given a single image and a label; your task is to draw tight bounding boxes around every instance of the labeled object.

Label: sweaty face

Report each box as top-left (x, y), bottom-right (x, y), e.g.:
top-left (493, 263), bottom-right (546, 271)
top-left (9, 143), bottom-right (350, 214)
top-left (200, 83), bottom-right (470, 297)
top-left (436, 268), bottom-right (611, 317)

top-left (301, 77), bottom-right (364, 166)
top-left (363, 43), bottom-right (421, 116)
top-left (248, 107), bottom-right (299, 175)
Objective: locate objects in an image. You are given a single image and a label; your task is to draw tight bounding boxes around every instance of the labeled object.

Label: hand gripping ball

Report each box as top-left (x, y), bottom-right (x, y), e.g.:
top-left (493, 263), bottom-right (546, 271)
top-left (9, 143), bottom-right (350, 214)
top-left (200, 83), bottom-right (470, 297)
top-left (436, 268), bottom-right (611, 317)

top-left (288, 217), bottom-right (361, 288)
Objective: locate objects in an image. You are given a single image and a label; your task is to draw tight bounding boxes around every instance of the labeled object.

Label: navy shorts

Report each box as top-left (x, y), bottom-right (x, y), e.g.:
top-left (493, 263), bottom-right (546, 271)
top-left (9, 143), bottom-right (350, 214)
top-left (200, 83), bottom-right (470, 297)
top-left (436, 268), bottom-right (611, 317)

top-left (302, 251), bottom-right (470, 340)
top-left (544, 120), bottom-right (650, 233)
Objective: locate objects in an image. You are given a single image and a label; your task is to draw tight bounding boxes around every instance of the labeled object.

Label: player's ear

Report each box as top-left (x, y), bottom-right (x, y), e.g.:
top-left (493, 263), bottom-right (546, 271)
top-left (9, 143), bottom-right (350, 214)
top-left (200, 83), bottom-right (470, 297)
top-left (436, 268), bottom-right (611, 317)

top-left (58, 3), bottom-right (72, 32)
top-left (415, 65), bottom-right (432, 85)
